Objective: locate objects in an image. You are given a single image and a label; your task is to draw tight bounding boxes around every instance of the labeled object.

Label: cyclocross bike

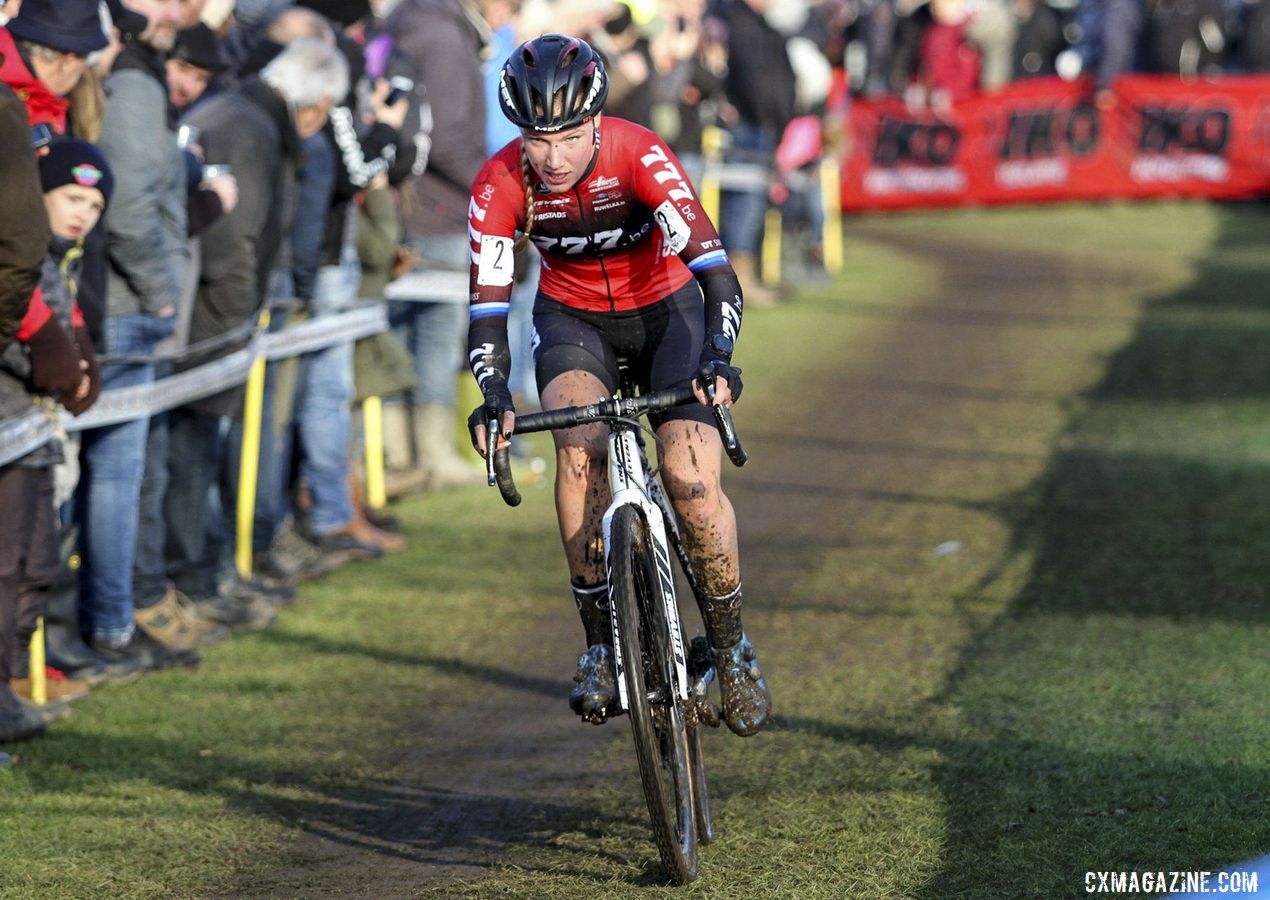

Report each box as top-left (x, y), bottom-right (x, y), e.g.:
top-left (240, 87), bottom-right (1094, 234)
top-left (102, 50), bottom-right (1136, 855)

top-left (483, 370), bottom-right (747, 884)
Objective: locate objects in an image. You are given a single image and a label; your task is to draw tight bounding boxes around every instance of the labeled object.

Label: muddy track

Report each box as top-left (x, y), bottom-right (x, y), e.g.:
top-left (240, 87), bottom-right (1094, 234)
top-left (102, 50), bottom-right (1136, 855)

top-left (234, 223), bottom-right (1118, 896)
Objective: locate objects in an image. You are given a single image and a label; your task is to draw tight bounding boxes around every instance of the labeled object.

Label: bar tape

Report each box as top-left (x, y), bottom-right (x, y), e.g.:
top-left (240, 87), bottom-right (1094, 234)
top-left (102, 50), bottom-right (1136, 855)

top-left (0, 303), bottom-right (387, 467)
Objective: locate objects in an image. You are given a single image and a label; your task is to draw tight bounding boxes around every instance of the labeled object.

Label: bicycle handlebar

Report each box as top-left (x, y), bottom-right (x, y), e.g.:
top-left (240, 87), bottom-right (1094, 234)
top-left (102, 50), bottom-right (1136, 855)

top-left (486, 385), bottom-right (747, 507)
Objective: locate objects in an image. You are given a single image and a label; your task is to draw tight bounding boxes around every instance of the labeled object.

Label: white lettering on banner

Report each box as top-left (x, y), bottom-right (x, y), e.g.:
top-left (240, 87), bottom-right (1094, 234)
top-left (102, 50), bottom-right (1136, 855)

top-left (1129, 154), bottom-right (1229, 183)
top-left (996, 158), bottom-right (1070, 189)
top-left (477, 235), bottom-right (515, 287)
top-left (653, 200), bottom-right (690, 256)
top-left (863, 166), bottom-right (967, 195)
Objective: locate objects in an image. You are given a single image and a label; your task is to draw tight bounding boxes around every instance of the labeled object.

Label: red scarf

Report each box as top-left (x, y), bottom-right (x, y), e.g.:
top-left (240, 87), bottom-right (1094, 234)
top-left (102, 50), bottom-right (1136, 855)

top-left (0, 27), bottom-right (70, 132)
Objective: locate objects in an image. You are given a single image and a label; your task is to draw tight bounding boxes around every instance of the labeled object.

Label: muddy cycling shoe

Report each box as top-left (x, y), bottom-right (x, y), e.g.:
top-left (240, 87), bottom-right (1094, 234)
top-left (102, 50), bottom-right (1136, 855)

top-left (569, 644), bottom-right (617, 725)
top-left (713, 634), bottom-right (772, 737)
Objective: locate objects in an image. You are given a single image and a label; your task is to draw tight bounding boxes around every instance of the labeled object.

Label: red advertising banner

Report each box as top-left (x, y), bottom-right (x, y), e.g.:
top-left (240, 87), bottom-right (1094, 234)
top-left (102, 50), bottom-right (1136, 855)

top-left (842, 75), bottom-right (1270, 211)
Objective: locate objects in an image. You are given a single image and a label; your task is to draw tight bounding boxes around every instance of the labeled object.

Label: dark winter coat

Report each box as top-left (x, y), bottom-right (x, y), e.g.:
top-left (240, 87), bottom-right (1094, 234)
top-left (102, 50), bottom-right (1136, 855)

top-left (180, 77), bottom-right (301, 417)
top-left (0, 238), bottom-right (82, 467)
top-left (0, 81), bottom-right (47, 358)
top-left (720, 0), bottom-right (797, 135)
top-left (388, 0), bottom-right (489, 236)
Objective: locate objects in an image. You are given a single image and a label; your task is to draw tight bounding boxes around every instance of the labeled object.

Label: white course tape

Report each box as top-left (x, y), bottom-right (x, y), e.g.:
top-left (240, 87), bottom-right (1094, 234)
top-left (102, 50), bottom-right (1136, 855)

top-left (382, 268), bottom-right (468, 303)
top-left (0, 407), bottom-right (57, 468)
top-left (704, 162), bottom-right (815, 193)
top-left (262, 302), bottom-right (387, 360)
top-left (0, 303), bottom-right (387, 467)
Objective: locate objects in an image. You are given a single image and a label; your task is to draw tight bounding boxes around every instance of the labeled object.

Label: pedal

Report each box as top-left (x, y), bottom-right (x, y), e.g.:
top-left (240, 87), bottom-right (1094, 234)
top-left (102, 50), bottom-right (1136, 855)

top-left (685, 695), bottom-right (721, 729)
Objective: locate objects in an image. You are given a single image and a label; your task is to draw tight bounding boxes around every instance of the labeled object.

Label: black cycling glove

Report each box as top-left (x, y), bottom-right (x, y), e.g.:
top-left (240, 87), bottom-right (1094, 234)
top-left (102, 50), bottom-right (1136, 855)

top-left (696, 359), bottom-right (743, 403)
top-left (467, 373), bottom-right (516, 455)
top-left (696, 332), bottom-right (743, 402)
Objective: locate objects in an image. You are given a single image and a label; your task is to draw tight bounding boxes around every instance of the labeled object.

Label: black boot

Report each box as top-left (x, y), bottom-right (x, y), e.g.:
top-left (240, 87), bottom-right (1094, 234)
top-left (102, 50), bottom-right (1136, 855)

top-left (89, 629), bottom-right (200, 673)
top-left (0, 683), bottom-right (46, 744)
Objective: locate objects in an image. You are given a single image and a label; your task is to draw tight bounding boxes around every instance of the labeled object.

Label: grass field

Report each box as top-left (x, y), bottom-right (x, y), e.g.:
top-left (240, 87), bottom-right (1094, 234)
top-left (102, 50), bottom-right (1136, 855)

top-left (1, 200), bottom-right (1268, 898)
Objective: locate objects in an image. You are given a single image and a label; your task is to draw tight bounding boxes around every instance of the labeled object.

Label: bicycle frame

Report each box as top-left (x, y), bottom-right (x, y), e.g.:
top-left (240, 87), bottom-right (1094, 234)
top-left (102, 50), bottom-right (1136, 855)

top-left (602, 419), bottom-right (691, 711)
top-left (486, 380), bottom-right (743, 879)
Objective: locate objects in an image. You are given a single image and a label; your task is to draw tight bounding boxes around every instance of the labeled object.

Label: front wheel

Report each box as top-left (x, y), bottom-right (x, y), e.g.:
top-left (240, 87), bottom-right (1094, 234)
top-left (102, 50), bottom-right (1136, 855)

top-left (610, 505), bottom-right (698, 884)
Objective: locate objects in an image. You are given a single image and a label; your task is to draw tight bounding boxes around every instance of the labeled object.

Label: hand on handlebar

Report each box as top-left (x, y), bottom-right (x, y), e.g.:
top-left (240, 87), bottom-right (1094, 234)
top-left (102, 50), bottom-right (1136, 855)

top-left (693, 360), bottom-right (743, 407)
top-left (469, 408), bottom-right (516, 458)
top-left (467, 376), bottom-right (516, 459)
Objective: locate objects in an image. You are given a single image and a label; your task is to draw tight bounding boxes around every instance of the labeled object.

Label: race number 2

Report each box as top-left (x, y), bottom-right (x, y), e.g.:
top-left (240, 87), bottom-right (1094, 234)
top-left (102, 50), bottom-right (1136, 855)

top-left (477, 235), bottom-right (515, 287)
top-left (654, 200), bottom-right (690, 255)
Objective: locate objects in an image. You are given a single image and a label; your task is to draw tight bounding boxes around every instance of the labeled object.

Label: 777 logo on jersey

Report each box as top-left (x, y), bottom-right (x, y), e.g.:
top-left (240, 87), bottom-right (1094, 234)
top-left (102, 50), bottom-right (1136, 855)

top-left (640, 144), bottom-right (697, 213)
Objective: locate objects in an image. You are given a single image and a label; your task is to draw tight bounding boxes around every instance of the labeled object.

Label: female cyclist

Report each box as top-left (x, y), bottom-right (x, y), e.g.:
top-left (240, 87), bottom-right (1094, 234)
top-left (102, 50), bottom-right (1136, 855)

top-left (467, 34), bottom-right (770, 737)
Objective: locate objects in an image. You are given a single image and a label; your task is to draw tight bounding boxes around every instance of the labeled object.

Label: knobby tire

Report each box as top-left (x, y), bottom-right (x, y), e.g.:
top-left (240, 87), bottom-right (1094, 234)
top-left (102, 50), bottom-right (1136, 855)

top-left (610, 505), bottom-right (699, 884)
top-left (647, 474), bottom-right (715, 846)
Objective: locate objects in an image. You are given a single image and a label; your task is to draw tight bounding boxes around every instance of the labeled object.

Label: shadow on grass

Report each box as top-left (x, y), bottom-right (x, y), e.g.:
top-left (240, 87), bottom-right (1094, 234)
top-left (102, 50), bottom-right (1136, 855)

top-left (27, 721), bottom-right (645, 883)
top-left (907, 203), bottom-right (1270, 896)
top-left (777, 714), bottom-right (1265, 897)
top-left (258, 629), bottom-right (569, 700)
top-left (1091, 203), bottom-right (1270, 403)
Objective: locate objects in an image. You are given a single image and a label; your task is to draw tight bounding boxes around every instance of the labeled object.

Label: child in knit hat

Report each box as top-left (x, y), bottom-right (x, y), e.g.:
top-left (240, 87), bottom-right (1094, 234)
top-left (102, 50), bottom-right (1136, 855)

top-left (40, 138), bottom-right (114, 243)
top-left (35, 139), bottom-right (112, 416)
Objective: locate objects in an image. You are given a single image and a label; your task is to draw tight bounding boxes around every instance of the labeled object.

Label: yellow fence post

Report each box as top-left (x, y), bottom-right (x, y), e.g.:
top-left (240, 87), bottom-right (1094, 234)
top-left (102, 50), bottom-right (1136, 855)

top-left (819, 157), bottom-right (845, 274)
top-left (699, 126), bottom-right (724, 225)
top-left (29, 618), bottom-right (46, 705)
top-left (235, 310), bottom-right (270, 580)
top-left (362, 395), bottom-right (387, 510)
top-left (762, 208), bottom-right (782, 286)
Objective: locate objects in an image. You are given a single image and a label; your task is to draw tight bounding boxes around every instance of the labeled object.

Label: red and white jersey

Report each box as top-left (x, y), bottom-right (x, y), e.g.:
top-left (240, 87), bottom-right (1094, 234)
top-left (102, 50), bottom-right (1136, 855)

top-left (467, 117), bottom-right (731, 316)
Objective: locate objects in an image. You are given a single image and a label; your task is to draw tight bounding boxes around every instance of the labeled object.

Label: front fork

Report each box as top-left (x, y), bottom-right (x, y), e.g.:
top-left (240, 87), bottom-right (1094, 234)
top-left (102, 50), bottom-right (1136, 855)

top-left (603, 424), bottom-right (691, 713)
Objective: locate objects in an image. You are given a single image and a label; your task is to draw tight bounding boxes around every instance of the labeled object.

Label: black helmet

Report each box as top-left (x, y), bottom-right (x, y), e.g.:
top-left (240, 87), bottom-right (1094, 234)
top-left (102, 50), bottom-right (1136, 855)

top-left (498, 33), bottom-right (609, 133)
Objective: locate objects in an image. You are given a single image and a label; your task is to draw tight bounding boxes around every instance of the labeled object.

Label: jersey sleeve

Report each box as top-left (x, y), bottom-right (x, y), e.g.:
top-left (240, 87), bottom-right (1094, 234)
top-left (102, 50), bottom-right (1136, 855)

top-left (629, 130), bottom-right (743, 362)
top-left (467, 153), bottom-right (524, 393)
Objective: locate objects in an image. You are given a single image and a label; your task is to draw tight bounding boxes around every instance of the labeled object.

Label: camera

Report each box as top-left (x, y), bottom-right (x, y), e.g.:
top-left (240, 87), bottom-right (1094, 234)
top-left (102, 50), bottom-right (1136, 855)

top-left (177, 124), bottom-right (202, 151)
top-left (201, 163), bottom-right (232, 182)
top-left (385, 75), bottom-right (414, 107)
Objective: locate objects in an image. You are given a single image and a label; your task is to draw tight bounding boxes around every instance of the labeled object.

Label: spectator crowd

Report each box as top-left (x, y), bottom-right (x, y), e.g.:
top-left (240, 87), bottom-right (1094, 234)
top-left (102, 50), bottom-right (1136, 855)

top-left (1, 0), bottom-right (1266, 747)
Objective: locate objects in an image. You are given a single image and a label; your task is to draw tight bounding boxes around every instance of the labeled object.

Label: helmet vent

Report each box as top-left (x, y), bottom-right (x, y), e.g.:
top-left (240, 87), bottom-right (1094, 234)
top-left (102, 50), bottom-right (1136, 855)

top-left (498, 34), bottom-right (610, 132)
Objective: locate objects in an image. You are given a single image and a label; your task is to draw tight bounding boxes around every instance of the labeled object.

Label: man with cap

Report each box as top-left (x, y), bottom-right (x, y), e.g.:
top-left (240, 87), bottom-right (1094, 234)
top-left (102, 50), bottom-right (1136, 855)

top-left (168, 22), bottom-right (227, 111)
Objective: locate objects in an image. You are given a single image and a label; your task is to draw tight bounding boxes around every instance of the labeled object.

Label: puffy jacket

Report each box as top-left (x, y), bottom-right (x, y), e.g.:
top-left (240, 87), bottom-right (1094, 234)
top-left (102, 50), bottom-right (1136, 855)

top-left (388, 0), bottom-right (489, 236)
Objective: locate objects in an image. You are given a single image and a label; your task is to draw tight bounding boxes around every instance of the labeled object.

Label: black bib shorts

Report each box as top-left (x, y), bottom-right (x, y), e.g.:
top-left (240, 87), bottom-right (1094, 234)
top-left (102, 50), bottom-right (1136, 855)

top-left (532, 280), bottom-right (713, 429)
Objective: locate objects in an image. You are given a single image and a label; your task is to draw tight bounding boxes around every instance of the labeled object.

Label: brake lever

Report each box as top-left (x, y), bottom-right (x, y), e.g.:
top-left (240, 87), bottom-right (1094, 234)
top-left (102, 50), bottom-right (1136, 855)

top-left (703, 380), bottom-right (747, 467)
top-left (485, 416), bottom-right (499, 487)
top-left (712, 403), bottom-right (747, 467)
top-left (486, 415), bottom-right (522, 506)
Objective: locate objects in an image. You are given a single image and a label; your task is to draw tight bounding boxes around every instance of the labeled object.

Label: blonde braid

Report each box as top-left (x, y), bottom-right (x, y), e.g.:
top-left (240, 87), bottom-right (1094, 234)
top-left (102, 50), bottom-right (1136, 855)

top-left (515, 144), bottom-right (536, 252)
